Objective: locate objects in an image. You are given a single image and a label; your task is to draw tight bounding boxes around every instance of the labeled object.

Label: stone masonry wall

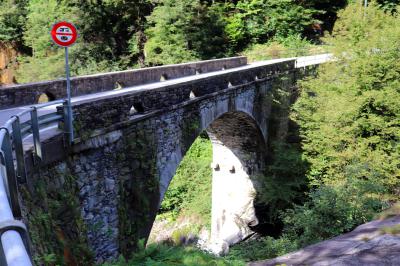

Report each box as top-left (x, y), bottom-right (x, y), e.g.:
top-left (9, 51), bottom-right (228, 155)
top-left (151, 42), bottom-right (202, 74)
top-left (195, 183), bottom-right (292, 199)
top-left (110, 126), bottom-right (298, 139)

top-left (20, 61), bottom-right (298, 264)
top-left (70, 60), bottom-right (295, 139)
top-left (0, 56), bottom-right (246, 109)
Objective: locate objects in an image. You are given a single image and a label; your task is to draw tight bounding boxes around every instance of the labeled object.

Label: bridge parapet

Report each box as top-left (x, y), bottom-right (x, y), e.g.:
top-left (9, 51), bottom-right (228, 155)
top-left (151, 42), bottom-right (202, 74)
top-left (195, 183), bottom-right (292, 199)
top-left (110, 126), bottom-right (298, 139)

top-left (68, 60), bottom-right (295, 140)
top-left (0, 56), bottom-right (246, 110)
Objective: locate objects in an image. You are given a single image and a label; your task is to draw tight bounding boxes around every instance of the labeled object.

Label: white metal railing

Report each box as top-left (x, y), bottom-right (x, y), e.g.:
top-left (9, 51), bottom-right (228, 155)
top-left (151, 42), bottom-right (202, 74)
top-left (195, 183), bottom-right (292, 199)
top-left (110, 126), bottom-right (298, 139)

top-left (0, 99), bottom-right (67, 266)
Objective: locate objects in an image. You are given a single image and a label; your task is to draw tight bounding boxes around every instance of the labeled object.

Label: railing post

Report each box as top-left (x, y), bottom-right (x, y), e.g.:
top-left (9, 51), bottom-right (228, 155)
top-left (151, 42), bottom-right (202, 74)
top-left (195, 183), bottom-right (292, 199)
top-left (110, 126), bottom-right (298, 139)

top-left (30, 107), bottom-right (42, 163)
top-left (0, 224), bottom-right (33, 266)
top-left (11, 117), bottom-right (26, 184)
top-left (62, 100), bottom-right (74, 145)
top-left (0, 132), bottom-right (21, 218)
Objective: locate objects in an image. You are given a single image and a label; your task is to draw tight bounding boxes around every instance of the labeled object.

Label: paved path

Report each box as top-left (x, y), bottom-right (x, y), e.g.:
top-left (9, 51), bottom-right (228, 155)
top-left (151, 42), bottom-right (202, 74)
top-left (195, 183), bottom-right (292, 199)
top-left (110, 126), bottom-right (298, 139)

top-left (250, 216), bottom-right (400, 266)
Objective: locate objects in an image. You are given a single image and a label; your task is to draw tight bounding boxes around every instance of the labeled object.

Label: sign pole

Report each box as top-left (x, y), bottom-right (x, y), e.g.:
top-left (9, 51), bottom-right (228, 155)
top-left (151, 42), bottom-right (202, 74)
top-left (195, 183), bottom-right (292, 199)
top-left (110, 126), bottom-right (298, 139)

top-left (51, 21), bottom-right (77, 144)
top-left (65, 46), bottom-right (73, 143)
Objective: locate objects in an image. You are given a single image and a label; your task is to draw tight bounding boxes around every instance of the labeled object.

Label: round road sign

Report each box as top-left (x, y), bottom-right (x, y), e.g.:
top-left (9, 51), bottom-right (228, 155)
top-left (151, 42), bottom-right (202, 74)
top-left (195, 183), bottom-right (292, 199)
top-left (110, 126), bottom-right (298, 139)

top-left (50, 21), bottom-right (77, 47)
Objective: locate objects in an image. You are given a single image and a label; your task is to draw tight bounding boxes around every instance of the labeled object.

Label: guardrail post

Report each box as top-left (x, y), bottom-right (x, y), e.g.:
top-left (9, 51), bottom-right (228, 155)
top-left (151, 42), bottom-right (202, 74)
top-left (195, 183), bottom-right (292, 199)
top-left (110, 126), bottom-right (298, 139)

top-left (30, 107), bottom-right (42, 163)
top-left (0, 133), bottom-right (22, 218)
top-left (11, 117), bottom-right (26, 184)
top-left (62, 100), bottom-right (73, 145)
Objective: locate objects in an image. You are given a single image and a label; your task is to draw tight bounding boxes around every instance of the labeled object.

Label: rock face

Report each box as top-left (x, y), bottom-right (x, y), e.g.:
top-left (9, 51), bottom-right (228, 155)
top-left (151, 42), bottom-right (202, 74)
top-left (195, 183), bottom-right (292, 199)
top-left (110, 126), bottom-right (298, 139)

top-left (0, 42), bottom-right (18, 85)
top-left (250, 215), bottom-right (400, 266)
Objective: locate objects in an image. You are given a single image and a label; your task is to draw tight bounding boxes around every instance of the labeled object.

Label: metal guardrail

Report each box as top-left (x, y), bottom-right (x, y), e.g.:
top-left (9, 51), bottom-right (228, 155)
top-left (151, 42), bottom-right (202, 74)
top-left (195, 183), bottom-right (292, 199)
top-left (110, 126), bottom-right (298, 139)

top-left (0, 99), bottom-right (67, 266)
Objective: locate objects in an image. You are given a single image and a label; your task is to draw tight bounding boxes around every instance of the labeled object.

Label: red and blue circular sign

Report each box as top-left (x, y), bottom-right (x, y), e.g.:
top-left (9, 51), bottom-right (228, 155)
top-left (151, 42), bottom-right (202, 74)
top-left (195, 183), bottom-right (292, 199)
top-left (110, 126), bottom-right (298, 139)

top-left (50, 21), bottom-right (78, 47)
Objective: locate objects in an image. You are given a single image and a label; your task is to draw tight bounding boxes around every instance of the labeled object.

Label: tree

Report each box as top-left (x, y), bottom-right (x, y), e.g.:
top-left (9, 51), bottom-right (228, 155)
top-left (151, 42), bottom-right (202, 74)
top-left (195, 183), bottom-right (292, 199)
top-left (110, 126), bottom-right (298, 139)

top-left (377, 0), bottom-right (400, 12)
top-left (15, 0), bottom-right (154, 82)
top-left (145, 0), bottom-right (228, 65)
top-left (75, 0), bottom-right (153, 67)
top-left (144, 0), bottom-right (198, 65)
top-left (0, 0), bottom-right (28, 45)
top-left (224, 0), bottom-right (319, 51)
top-left (298, 0), bottom-right (348, 34)
top-left (285, 2), bottom-right (400, 245)
top-left (15, 0), bottom-right (81, 82)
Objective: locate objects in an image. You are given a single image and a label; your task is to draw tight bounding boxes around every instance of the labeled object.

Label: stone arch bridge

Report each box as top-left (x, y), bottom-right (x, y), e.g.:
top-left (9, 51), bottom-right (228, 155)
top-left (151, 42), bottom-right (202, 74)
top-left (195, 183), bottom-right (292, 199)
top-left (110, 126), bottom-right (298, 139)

top-left (0, 55), bottom-right (330, 265)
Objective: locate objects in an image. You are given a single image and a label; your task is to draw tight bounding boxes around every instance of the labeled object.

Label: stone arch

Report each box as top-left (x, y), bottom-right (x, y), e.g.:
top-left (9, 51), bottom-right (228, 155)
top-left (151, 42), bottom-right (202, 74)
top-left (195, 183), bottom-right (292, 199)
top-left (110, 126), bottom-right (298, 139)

top-left (67, 81), bottom-right (274, 259)
top-left (37, 91), bottom-right (56, 103)
top-left (155, 108), bottom-right (267, 253)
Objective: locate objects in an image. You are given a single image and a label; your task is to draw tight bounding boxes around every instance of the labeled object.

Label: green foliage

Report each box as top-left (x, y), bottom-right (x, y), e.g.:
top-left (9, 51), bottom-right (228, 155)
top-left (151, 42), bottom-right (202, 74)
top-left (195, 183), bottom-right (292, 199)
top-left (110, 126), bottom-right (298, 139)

top-left (145, 0), bottom-right (228, 65)
top-left (160, 135), bottom-right (212, 225)
top-left (16, 52), bottom-right (65, 83)
top-left (23, 0), bottom-right (80, 57)
top-left (295, 2), bottom-right (400, 190)
top-left (75, 0), bottom-right (152, 66)
top-left (256, 142), bottom-right (308, 223)
top-left (283, 179), bottom-right (387, 246)
top-left (0, 0), bottom-right (28, 43)
top-left (103, 240), bottom-right (245, 266)
top-left (377, 0), bottom-right (400, 12)
top-left (144, 0), bottom-right (198, 65)
top-left (22, 172), bottom-right (93, 265)
top-left (227, 235), bottom-right (298, 262)
top-left (169, 224), bottom-right (202, 245)
top-left (284, 1), bottom-right (400, 247)
top-left (243, 35), bottom-right (326, 62)
top-left (224, 0), bottom-right (319, 51)
top-left (15, 0), bottom-right (82, 82)
top-left (9, 0), bottom-right (152, 82)
top-left (145, 0), bottom-right (320, 58)
top-left (227, 3), bottom-right (400, 261)
top-left (378, 203), bottom-right (400, 219)
top-left (4, 0), bottom-right (400, 83)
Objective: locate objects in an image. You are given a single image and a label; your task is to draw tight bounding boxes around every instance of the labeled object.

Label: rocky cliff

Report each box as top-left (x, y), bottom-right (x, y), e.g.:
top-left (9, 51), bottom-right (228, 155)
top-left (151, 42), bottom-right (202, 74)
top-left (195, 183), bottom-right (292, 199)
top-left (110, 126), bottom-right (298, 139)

top-left (0, 42), bottom-right (18, 85)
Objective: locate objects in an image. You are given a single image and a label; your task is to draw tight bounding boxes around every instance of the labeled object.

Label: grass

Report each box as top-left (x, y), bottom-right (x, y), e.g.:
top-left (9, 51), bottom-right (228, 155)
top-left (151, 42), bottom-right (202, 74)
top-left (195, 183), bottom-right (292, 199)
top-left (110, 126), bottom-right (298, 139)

top-left (103, 241), bottom-right (245, 266)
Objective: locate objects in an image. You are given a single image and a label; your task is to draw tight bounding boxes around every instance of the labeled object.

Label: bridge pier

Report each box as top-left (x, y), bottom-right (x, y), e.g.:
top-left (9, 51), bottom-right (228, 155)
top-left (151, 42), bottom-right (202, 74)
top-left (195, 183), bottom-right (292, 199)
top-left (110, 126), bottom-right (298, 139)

top-left (206, 112), bottom-right (267, 254)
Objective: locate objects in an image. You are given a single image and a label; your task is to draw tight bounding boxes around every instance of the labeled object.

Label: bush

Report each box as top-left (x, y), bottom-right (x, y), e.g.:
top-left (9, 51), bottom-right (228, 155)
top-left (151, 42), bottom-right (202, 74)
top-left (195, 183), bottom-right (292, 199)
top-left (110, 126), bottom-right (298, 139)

top-left (226, 235), bottom-right (298, 262)
top-left (283, 178), bottom-right (388, 246)
top-left (103, 241), bottom-right (245, 266)
top-left (243, 35), bottom-right (326, 62)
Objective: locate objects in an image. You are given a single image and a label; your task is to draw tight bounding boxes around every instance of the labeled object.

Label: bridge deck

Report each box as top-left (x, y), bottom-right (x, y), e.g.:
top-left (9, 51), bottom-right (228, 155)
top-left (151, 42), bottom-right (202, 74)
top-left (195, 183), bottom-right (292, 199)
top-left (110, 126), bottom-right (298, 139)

top-left (0, 54), bottom-right (332, 150)
top-left (2, 55), bottom-right (333, 125)
top-left (0, 57), bottom-right (295, 146)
